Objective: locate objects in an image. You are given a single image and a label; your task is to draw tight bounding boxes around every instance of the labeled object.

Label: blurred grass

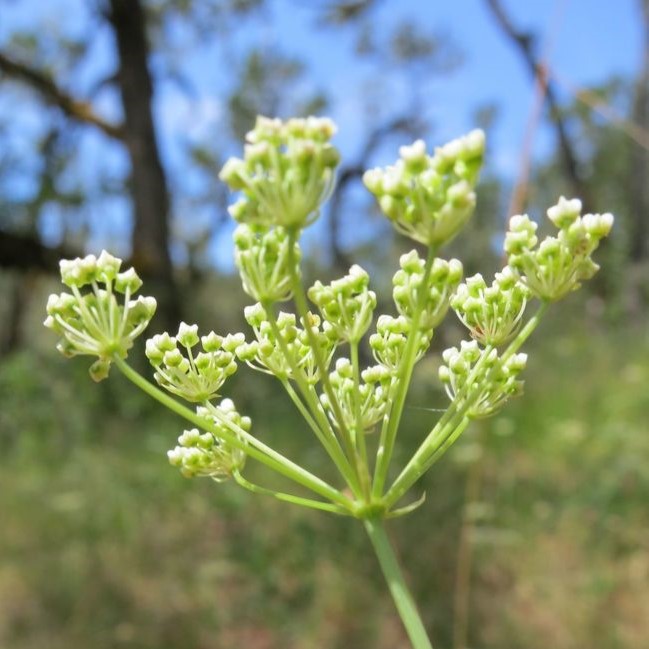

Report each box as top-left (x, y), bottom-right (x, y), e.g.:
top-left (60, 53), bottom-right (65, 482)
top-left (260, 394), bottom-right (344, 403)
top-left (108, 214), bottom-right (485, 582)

top-left (1, 305), bottom-right (648, 649)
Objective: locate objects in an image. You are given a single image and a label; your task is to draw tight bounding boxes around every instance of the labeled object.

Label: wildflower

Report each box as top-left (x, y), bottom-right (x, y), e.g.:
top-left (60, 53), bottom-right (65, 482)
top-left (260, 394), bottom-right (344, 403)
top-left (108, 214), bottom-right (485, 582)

top-left (505, 197), bottom-right (614, 301)
top-left (451, 267), bottom-right (529, 346)
top-left (44, 251), bottom-right (156, 381)
top-left (168, 399), bottom-right (249, 480)
top-left (369, 315), bottom-right (432, 374)
top-left (320, 358), bottom-right (392, 434)
top-left (438, 341), bottom-right (527, 418)
top-left (363, 130), bottom-right (485, 246)
top-left (233, 224), bottom-right (299, 303)
top-left (238, 303), bottom-right (338, 384)
top-left (219, 116), bottom-right (340, 229)
top-left (393, 250), bottom-right (463, 330)
top-left (308, 265), bottom-right (377, 343)
top-left (146, 324), bottom-right (245, 402)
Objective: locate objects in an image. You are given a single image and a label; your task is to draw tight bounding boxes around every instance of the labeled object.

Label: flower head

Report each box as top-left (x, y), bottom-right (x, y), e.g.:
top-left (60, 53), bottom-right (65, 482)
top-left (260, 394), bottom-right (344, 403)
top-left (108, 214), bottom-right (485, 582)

top-left (438, 341), bottom-right (527, 419)
top-left (308, 265), bottom-right (377, 343)
top-left (505, 197), bottom-right (614, 301)
top-left (238, 303), bottom-right (338, 384)
top-left (44, 251), bottom-right (155, 381)
top-left (363, 130), bottom-right (485, 246)
top-left (451, 267), bottom-right (529, 346)
top-left (320, 358), bottom-right (392, 434)
top-left (146, 324), bottom-right (245, 402)
top-left (168, 399), bottom-right (249, 480)
top-left (219, 116), bottom-right (340, 230)
top-left (393, 250), bottom-right (463, 330)
top-left (233, 224), bottom-right (299, 303)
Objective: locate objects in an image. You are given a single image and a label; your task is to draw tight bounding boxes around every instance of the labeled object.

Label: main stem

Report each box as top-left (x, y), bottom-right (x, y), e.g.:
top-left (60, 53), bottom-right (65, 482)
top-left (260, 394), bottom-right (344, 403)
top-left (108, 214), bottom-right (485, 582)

top-left (364, 517), bottom-right (434, 649)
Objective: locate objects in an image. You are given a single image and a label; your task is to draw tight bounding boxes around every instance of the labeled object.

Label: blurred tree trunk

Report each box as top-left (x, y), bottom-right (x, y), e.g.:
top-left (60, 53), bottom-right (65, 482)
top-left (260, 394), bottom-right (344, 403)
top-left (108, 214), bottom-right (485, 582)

top-left (108, 0), bottom-right (180, 327)
top-left (629, 0), bottom-right (649, 262)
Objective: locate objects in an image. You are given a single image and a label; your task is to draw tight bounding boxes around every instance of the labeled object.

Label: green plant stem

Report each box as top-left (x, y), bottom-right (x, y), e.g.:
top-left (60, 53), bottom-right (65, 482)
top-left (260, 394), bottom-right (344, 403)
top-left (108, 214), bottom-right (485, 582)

top-left (285, 227), bottom-right (368, 496)
top-left (261, 304), bottom-right (363, 497)
top-left (350, 339), bottom-right (371, 489)
top-left (114, 358), bottom-right (352, 510)
top-left (385, 300), bottom-right (549, 508)
top-left (364, 517), bottom-right (434, 649)
top-left (373, 245), bottom-right (437, 498)
top-left (280, 377), bottom-right (363, 496)
top-left (232, 470), bottom-right (350, 515)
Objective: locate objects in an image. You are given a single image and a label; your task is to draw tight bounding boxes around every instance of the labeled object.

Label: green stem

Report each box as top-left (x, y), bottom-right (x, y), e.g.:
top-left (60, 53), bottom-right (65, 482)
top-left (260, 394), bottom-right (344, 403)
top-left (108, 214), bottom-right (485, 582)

top-left (280, 377), bottom-right (363, 496)
top-left (232, 470), bottom-right (350, 516)
top-left (364, 517), bottom-right (434, 649)
top-left (373, 245), bottom-right (437, 498)
top-left (285, 227), bottom-right (366, 493)
top-left (262, 302), bottom-right (363, 497)
top-left (351, 339), bottom-right (371, 495)
top-left (114, 358), bottom-right (352, 510)
top-left (385, 300), bottom-right (549, 508)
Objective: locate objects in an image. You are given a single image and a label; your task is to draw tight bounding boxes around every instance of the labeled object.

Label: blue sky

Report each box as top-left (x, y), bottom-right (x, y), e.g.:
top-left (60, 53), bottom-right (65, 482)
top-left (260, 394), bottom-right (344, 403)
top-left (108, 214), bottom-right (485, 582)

top-left (0, 0), bottom-right (643, 261)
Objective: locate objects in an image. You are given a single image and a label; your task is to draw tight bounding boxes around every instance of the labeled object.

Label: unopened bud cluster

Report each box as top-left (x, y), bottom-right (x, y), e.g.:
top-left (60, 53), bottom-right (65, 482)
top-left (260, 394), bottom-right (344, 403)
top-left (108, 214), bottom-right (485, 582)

top-left (369, 315), bottom-right (432, 374)
top-left (363, 131), bottom-right (485, 246)
top-left (168, 400), bottom-right (249, 479)
top-left (439, 341), bottom-right (527, 419)
top-left (505, 197), bottom-right (614, 301)
top-left (451, 267), bottom-right (529, 346)
top-left (146, 323), bottom-right (245, 402)
top-left (238, 303), bottom-right (338, 384)
top-left (219, 116), bottom-right (340, 229)
top-left (393, 251), bottom-right (463, 330)
top-left (233, 225), bottom-right (300, 303)
top-left (321, 359), bottom-right (391, 434)
top-left (44, 251), bottom-right (156, 381)
top-left (308, 265), bottom-right (377, 342)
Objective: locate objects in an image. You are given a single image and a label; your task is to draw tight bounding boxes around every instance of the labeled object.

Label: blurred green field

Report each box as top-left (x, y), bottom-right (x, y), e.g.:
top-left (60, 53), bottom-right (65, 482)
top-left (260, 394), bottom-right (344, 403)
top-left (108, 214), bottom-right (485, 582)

top-left (1, 306), bottom-right (648, 649)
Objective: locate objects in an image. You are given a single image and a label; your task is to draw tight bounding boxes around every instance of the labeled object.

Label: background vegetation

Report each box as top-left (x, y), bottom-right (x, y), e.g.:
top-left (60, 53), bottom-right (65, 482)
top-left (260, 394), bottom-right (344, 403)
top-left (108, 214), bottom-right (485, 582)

top-left (1, 1), bottom-right (648, 648)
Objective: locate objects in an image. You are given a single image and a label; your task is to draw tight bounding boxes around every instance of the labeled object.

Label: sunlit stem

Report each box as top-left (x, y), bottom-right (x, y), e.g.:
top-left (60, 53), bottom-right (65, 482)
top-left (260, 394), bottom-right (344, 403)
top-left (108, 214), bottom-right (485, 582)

top-left (364, 517), bottom-right (434, 649)
top-left (262, 302), bottom-right (363, 497)
top-left (373, 244), bottom-right (437, 498)
top-left (285, 227), bottom-right (369, 499)
top-left (385, 301), bottom-right (549, 508)
top-left (350, 338), bottom-right (371, 493)
top-left (280, 376), bottom-right (364, 497)
top-left (232, 470), bottom-right (351, 515)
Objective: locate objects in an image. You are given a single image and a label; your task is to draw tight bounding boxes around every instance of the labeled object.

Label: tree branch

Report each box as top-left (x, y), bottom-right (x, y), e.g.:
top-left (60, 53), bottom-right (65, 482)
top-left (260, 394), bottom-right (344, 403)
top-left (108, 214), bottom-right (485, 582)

top-left (0, 230), bottom-right (79, 272)
top-left (485, 0), bottom-right (591, 207)
top-left (0, 51), bottom-right (124, 140)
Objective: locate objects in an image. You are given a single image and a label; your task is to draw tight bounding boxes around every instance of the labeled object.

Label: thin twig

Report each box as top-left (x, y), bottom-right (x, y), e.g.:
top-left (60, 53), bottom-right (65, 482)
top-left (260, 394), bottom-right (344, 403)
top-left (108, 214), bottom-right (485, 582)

top-left (0, 52), bottom-right (124, 140)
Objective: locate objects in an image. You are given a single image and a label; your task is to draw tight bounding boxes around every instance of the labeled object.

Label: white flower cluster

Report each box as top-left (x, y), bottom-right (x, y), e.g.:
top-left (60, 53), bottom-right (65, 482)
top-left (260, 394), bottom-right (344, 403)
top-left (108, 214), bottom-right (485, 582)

top-left (44, 251), bottom-right (156, 381)
top-left (438, 341), bottom-right (528, 419)
top-left (146, 323), bottom-right (245, 403)
top-left (167, 400), bottom-right (249, 480)
top-left (233, 224), bottom-right (299, 303)
top-left (369, 315), bottom-right (432, 374)
top-left (393, 250), bottom-right (463, 330)
top-left (308, 265), bottom-right (377, 343)
top-left (505, 197), bottom-right (614, 301)
top-left (219, 116), bottom-right (340, 230)
top-left (236, 303), bottom-right (338, 384)
top-left (363, 130), bottom-right (485, 246)
top-left (320, 359), bottom-right (392, 434)
top-left (451, 267), bottom-right (529, 346)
